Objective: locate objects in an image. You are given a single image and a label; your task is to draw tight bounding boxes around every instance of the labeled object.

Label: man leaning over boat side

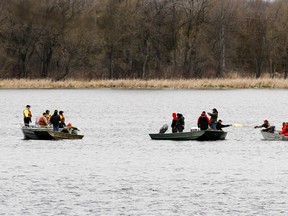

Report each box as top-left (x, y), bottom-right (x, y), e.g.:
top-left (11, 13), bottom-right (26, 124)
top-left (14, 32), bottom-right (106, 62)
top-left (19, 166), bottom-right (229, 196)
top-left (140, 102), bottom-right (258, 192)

top-left (216, 120), bottom-right (231, 131)
top-left (254, 120), bottom-right (275, 133)
top-left (23, 105), bottom-right (32, 127)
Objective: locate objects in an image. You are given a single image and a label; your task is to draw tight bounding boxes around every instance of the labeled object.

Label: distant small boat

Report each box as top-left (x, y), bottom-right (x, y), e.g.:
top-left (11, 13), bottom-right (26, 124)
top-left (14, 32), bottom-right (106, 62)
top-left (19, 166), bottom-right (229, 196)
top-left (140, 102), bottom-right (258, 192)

top-left (21, 126), bottom-right (84, 140)
top-left (149, 129), bottom-right (227, 141)
top-left (261, 131), bottom-right (288, 141)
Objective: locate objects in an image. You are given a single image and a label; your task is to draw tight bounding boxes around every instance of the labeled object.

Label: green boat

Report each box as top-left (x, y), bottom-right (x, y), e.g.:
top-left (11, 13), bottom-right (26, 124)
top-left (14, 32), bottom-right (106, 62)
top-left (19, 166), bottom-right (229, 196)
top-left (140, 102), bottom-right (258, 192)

top-left (149, 130), bottom-right (227, 141)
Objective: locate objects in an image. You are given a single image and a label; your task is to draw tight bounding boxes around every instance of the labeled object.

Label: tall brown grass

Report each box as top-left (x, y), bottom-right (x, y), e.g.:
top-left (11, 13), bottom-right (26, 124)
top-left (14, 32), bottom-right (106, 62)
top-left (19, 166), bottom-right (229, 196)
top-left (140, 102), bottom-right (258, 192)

top-left (1, 78), bottom-right (288, 89)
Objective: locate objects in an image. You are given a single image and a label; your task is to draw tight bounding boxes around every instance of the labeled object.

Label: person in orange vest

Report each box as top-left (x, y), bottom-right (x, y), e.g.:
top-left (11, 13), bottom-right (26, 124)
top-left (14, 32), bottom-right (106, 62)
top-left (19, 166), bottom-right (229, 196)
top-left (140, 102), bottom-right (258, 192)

top-left (39, 113), bottom-right (49, 127)
top-left (23, 105), bottom-right (32, 127)
top-left (59, 110), bottom-right (66, 128)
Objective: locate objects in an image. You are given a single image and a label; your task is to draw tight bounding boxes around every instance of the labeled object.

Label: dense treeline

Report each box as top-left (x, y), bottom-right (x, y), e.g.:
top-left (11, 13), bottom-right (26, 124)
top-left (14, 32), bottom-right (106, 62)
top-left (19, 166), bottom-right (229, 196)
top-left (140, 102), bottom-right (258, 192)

top-left (0, 0), bottom-right (287, 80)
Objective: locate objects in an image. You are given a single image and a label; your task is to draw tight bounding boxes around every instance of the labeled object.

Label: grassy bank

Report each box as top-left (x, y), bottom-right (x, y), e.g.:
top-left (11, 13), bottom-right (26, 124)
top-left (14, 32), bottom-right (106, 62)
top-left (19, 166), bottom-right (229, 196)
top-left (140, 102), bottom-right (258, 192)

top-left (1, 78), bottom-right (288, 89)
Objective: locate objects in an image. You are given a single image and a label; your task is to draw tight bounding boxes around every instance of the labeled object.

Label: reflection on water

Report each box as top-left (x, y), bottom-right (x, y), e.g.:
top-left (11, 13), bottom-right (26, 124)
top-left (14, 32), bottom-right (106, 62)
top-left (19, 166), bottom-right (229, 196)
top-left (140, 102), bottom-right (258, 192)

top-left (1, 89), bottom-right (288, 215)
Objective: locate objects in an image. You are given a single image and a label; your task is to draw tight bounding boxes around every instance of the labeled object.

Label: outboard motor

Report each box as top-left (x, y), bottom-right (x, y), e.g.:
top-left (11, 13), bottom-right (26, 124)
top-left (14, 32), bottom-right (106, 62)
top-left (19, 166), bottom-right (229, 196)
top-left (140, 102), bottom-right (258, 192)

top-left (159, 124), bottom-right (168, 133)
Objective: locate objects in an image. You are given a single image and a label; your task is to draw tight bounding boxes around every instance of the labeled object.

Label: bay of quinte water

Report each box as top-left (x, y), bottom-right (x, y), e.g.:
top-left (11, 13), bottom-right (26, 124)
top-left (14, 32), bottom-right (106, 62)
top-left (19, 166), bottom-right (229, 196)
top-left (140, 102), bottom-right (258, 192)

top-left (1, 89), bottom-right (288, 215)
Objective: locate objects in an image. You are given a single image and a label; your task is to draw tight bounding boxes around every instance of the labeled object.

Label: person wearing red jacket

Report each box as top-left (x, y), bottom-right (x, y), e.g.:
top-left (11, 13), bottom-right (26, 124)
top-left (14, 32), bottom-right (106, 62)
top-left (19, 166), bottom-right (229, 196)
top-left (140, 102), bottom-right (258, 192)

top-left (280, 122), bottom-right (288, 136)
top-left (198, 111), bottom-right (210, 130)
top-left (171, 112), bottom-right (178, 133)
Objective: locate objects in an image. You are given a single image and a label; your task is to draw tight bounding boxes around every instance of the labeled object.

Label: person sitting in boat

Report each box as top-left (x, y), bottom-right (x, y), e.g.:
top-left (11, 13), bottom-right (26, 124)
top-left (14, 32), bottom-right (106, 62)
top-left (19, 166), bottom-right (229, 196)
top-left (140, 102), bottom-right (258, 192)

top-left (216, 120), bottom-right (231, 131)
top-left (38, 113), bottom-right (49, 127)
top-left (171, 112), bottom-right (178, 133)
top-left (176, 113), bottom-right (185, 132)
top-left (198, 111), bottom-right (210, 130)
top-left (61, 123), bottom-right (79, 134)
top-left (280, 122), bottom-right (288, 136)
top-left (254, 120), bottom-right (275, 133)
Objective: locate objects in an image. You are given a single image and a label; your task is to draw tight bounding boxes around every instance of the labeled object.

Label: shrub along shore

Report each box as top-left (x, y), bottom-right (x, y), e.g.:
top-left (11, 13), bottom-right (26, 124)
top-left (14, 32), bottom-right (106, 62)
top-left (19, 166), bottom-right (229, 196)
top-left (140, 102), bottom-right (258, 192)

top-left (1, 78), bottom-right (288, 89)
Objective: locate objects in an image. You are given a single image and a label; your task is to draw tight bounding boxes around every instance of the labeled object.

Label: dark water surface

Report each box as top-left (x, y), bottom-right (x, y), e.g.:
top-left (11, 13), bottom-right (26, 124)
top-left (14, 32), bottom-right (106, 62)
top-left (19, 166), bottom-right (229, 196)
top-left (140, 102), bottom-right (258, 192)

top-left (1, 89), bottom-right (288, 215)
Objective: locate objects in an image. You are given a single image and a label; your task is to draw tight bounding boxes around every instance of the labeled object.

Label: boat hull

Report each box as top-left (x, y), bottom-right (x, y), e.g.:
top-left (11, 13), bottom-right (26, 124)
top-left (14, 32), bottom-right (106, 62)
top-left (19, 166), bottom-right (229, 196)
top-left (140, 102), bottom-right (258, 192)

top-left (149, 131), bottom-right (205, 140)
top-left (22, 127), bottom-right (52, 140)
top-left (35, 131), bottom-right (84, 140)
top-left (149, 130), bottom-right (227, 141)
top-left (261, 131), bottom-right (288, 141)
top-left (22, 127), bottom-right (84, 140)
top-left (197, 130), bottom-right (227, 141)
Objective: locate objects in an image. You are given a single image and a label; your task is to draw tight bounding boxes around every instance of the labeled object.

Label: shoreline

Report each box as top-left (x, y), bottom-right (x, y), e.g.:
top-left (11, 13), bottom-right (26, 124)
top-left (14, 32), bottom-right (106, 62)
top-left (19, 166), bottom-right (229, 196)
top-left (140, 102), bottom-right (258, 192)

top-left (1, 78), bottom-right (288, 89)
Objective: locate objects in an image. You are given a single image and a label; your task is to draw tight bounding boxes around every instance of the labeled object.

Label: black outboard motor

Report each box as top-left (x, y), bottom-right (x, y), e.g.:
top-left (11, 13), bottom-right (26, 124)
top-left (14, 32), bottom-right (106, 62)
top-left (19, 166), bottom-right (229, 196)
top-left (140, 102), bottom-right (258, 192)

top-left (159, 124), bottom-right (168, 133)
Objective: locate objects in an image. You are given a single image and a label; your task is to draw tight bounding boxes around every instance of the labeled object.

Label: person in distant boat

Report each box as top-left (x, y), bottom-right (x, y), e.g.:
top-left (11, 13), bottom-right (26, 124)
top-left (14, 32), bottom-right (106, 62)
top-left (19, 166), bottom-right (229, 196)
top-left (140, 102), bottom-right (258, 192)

top-left (59, 110), bottom-right (66, 128)
top-left (208, 108), bottom-right (218, 130)
top-left (62, 122), bottom-right (79, 134)
top-left (216, 120), bottom-right (231, 131)
top-left (23, 105), bottom-right (32, 127)
top-left (50, 110), bottom-right (61, 131)
top-left (254, 119), bottom-right (275, 133)
top-left (198, 111), bottom-right (210, 130)
top-left (39, 112), bottom-right (49, 127)
top-left (176, 113), bottom-right (185, 132)
top-left (171, 112), bottom-right (178, 133)
top-left (280, 122), bottom-right (288, 136)
top-left (45, 110), bottom-right (51, 122)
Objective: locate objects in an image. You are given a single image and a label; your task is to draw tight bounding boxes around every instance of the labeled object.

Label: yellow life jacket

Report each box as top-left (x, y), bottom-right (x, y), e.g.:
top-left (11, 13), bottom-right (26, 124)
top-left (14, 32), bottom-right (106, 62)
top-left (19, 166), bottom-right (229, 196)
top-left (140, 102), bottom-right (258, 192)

top-left (23, 108), bottom-right (32, 118)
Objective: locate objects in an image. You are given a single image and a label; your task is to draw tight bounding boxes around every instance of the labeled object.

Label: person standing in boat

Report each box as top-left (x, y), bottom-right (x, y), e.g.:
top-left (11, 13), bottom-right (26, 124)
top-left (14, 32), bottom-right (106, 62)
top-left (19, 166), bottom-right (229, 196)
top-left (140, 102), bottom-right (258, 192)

top-left (23, 105), bottom-right (32, 127)
top-left (176, 113), bottom-right (185, 132)
top-left (59, 110), bottom-right (66, 128)
top-left (254, 119), bottom-right (275, 133)
top-left (208, 108), bottom-right (218, 130)
top-left (280, 122), bottom-right (287, 135)
top-left (50, 110), bottom-right (61, 131)
top-left (198, 111), bottom-right (210, 130)
top-left (171, 112), bottom-right (178, 133)
top-left (45, 110), bottom-right (51, 123)
top-left (216, 120), bottom-right (231, 131)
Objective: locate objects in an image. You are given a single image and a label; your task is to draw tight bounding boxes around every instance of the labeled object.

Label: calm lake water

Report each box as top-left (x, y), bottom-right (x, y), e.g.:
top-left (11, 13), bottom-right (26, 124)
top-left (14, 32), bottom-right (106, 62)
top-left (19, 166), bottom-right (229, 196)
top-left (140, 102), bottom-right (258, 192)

top-left (1, 89), bottom-right (288, 215)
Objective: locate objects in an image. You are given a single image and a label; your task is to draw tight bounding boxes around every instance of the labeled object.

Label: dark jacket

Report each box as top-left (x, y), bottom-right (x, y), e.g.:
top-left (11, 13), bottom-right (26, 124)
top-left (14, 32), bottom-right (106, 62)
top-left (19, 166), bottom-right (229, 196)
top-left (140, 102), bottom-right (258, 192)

top-left (208, 111), bottom-right (218, 124)
top-left (216, 122), bottom-right (230, 131)
top-left (176, 113), bottom-right (185, 132)
top-left (198, 113), bottom-right (210, 130)
top-left (50, 114), bottom-right (61, 127)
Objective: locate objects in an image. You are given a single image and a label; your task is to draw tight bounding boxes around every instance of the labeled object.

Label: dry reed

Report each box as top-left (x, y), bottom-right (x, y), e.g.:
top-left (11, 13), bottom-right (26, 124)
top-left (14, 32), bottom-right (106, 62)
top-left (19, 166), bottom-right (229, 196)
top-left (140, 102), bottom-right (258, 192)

top-left (1, 78), bottom-right (288, 89)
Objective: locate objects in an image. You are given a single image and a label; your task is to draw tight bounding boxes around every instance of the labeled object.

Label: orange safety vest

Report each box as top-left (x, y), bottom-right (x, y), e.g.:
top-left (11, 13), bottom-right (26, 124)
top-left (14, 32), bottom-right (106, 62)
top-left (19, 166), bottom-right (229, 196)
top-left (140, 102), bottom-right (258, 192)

top-left (59, 114), bottom-right (65, 123)
top-left (39, 116), bottom-right (47, 126)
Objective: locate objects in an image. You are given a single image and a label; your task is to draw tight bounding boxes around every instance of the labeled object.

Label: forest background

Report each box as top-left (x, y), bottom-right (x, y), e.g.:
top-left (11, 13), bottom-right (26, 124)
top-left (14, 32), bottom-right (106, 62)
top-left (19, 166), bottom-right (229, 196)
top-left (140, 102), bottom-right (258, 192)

top-left (0, 0), bottom-right (287, 81)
